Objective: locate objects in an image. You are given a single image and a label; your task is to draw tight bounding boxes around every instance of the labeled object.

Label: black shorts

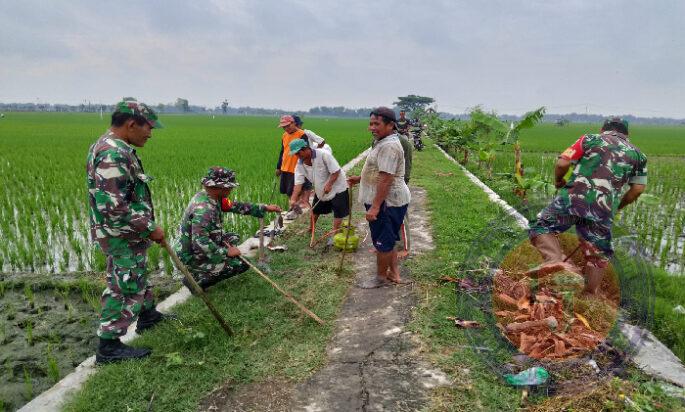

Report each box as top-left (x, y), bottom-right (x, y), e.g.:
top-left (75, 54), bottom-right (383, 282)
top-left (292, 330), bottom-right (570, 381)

top-left (303, 178), bottom-right (313, 191)
top-left (313, 189), bottom-right (349, 219)
top-left (279, 172), bottom-right (295, 195)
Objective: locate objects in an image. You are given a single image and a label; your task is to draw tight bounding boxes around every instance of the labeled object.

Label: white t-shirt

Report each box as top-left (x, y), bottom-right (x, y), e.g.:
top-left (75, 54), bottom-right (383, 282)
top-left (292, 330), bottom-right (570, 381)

top-left (294, 149), bottom-right (348, 201)
top-left (303, 129), bottom-right (332, 154)
top-left (358, 134), bottom-right (411, 207)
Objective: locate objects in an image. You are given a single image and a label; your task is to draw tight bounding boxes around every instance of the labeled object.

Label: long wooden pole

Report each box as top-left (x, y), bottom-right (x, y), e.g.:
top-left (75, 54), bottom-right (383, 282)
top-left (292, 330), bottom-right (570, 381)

top-left (239, 256), bottom-right (325, 325)
top-left (338, 187), bottom-right (354, 273)
top-left (162, 242), bottom-right (234, 336)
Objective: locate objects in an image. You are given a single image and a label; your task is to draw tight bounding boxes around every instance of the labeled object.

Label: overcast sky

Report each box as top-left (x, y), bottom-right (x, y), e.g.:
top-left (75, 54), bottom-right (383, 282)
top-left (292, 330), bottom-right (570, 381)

top-left (1, 0), bottom-right (683, 117)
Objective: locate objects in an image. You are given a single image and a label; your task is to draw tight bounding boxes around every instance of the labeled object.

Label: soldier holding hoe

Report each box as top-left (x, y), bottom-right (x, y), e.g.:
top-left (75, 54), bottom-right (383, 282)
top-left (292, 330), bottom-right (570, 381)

top-left (529, 117), bottom-right (647, 295)
top-left (87, 100), bottom-right (170, 364)
top-left (175, 167), bottom-right (281, 291)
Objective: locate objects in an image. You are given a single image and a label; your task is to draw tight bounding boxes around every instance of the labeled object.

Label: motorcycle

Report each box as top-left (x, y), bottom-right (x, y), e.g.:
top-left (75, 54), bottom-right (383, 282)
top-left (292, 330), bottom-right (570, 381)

top-left (410, 125), bottom-right (425, 151)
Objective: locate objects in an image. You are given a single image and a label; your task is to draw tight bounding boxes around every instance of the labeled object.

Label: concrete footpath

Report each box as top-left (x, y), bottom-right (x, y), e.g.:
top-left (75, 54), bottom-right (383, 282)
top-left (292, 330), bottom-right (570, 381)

top-left (201, 186), bottom-right (449, 411)
top-left (289, 186), bottom-right (449, 411)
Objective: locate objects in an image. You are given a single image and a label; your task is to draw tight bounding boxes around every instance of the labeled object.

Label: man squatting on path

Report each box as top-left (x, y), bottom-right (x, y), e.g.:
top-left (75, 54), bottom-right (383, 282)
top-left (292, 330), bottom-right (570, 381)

top-left (348, 107), bottom-right (412, 287)
top-left (87, 100), bottom-right (171, 364)
top-left (175, 167), bottom-right (281, 291)
top-left (529, 117), bottom-right (647, 295)
top-left (288, 139), bottom-right (350, 247)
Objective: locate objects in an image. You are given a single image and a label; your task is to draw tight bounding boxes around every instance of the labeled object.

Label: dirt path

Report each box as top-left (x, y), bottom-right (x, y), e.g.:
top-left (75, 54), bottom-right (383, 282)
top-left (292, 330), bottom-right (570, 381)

top-left (200, 187), bottom-right (449, 411)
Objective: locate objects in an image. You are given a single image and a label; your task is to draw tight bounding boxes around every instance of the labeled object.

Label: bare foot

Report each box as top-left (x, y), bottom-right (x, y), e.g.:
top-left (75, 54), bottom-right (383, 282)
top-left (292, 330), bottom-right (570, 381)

top-left (359, 276), bottom-right (391, 289)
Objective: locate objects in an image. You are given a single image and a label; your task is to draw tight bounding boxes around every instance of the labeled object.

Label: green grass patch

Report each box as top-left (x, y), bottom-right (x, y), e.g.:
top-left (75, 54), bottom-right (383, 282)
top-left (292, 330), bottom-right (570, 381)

top-left (407, 141), bottom-right (522, 410)
top-left (62, 217), bottom-right (356, 411)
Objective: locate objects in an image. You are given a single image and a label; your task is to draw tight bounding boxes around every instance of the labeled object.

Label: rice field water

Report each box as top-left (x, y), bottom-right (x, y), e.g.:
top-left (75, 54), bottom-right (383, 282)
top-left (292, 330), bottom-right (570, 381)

top-left (475, 123), bottom-right (685, 274)
top-left (0, 113), bottom-right (370, 275)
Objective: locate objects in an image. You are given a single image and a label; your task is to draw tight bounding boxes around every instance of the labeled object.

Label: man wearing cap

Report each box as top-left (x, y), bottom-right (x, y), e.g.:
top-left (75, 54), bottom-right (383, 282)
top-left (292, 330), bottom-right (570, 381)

top-left (529, 117), bottom-right (647, 295)
top-left (289, 139), bottom-right (349, 247)
top-left (276, 115), bottom-right (311, 211)
top-left (87, 99), bottom-right (168, 363)
top-left (348, 107), bottom-right (412, 287)
top-left (175, 167), bottom-right (281, 290)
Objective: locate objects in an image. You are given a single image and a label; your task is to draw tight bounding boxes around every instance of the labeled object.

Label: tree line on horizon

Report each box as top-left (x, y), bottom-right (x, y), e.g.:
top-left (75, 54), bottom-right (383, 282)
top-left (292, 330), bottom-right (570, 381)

top-left (1, 95), bottom-right (683, 125)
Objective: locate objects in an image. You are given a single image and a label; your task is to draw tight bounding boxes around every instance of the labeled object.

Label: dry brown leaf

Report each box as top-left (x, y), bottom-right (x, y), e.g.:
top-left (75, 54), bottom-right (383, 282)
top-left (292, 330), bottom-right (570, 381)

top-left (516, 296), bottom-right (531, 310)
top-left (453, 319), bottom-right (482, 329)
top-left (497, 293), bottom-right (518, 308)
top-left (574, 313), bottom-right (592, 329)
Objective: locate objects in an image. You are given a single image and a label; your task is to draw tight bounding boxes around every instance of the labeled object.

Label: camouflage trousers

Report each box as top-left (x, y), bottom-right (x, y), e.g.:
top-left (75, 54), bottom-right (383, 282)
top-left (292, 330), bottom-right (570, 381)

top-left (97, 246), bottom-right (153, 340)
top-left (186, 256), bottom-right (249, 286)
top-left (529, 196), bottom-right (613, 264)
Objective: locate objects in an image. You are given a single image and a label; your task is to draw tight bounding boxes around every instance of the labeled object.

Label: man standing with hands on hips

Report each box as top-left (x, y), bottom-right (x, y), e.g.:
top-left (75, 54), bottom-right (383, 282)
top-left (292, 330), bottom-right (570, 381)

top-left (348, 107), bottom-right (411, 287)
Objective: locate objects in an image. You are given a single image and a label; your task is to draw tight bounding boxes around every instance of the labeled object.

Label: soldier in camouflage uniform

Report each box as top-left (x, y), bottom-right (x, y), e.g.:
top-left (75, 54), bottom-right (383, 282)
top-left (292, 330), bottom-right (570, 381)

top-left (87, 100), bottom-right (171, 364)
top-left (175, 167), bottom-right (281, 291)
top-left (529, 117), bottom-right (647, 294)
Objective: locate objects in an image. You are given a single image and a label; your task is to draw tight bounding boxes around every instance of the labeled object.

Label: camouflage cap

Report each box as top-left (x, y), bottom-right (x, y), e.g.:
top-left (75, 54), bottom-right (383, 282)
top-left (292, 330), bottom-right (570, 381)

top-left (201, 166), bottom-right (239, 189)
top-left (115, 100), bottom-right (164, 129)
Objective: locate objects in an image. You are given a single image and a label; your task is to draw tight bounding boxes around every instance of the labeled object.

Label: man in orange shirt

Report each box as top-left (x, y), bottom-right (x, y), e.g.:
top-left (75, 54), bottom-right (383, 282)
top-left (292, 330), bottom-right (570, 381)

top-left (276, 115), bottom-right (311, 213)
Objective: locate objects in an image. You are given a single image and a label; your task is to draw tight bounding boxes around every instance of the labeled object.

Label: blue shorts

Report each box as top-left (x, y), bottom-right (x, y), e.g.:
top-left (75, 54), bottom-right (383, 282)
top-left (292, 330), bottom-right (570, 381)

top-left (365, 202), bottom-right (408, 253)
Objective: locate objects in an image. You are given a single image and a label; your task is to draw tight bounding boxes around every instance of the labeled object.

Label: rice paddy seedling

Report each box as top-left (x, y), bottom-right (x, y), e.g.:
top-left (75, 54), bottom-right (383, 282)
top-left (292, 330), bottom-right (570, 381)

top-left (25, 320), bottom-right (33, 346)
top-left (23, 367), bottom-right (33, 400)
top-left (23, 284), bottom-right (34, 309)
top-left (46, 344), bottom-right (60, 383)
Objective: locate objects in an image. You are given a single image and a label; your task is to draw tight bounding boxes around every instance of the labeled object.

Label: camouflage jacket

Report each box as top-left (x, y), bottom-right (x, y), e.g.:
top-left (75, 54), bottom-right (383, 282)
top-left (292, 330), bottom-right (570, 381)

top-left (175, 190), bottom-right (266, 264)
top-left (86, 131), bottom-right (156, 254)
top-left (397, 118), bottom-right (410, 133)
top-left (558, 131), bottom-right (647, 222)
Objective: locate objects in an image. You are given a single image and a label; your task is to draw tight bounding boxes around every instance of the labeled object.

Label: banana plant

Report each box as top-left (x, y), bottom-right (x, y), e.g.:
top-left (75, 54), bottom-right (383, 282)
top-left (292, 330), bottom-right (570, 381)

top-left (471, 107), bottom-right (546, 198)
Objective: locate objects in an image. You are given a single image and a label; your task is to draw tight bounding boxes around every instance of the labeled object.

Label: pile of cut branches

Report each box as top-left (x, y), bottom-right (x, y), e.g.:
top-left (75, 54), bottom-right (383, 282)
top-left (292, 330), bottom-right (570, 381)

top-left (493, 265), bottom-right (618, 360)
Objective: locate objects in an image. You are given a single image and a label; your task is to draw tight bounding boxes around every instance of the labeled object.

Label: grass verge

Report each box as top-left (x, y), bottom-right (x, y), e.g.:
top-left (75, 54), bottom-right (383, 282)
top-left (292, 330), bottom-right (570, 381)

top-left (62, 218), bottom-right (355, 411)
top-left (407, 141), bottom-right (685, 411)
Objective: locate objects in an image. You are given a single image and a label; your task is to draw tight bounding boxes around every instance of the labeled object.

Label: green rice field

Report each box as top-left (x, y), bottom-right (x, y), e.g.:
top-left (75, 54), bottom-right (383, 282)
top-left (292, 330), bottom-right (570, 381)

top-left (0, 113), bottom-right (369, 275)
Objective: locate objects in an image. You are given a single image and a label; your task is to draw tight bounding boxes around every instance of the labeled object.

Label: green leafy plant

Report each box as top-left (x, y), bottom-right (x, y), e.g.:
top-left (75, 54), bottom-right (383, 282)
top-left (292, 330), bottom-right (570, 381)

top-left (24, 284), bottom-right (35, 309)
top-left (471, 107), bottom-right (546, 198)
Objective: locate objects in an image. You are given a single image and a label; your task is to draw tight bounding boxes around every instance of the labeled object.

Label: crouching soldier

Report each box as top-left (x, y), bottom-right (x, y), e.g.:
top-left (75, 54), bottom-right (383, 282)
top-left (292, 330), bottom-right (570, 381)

top-left (175, 167), bottom-right (281, 291)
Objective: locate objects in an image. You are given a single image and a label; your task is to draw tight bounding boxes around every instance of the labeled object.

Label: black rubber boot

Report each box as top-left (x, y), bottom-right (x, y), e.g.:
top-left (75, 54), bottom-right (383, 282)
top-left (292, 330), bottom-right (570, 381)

top-left (135, 307), bottom-right (177, 334)
top-left (95, 338), bottom-right (151, 364)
